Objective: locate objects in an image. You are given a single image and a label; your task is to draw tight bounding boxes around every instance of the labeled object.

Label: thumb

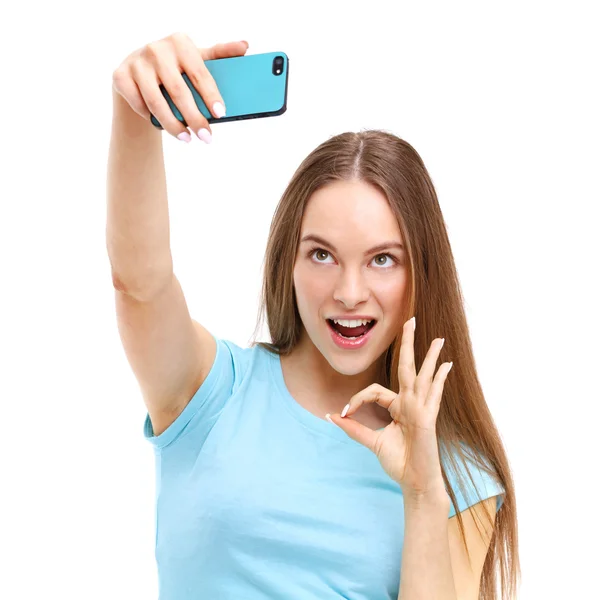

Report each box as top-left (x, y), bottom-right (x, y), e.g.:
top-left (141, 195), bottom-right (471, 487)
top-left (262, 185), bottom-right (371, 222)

top-left (327, 413), bottom-right (379, 453)
top-left (200, 40), bottom-right (249, 61)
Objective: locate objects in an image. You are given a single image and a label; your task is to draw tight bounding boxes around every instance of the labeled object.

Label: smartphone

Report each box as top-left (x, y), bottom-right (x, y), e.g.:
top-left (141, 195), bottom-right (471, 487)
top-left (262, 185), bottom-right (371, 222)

top-left (150, 51), bottom-right (289, 129)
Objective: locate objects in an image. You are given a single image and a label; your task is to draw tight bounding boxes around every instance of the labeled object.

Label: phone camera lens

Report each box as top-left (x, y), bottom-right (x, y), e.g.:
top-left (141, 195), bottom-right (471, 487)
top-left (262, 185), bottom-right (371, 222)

top-left (272, 56), bottom-right (284, 75)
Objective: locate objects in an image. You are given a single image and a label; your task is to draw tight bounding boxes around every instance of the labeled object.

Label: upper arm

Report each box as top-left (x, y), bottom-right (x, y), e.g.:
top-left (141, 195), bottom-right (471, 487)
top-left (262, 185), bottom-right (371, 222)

top-left (448, 496), bottom-right (498, 600)
top-left (114, 273), bottom-right (217, 436)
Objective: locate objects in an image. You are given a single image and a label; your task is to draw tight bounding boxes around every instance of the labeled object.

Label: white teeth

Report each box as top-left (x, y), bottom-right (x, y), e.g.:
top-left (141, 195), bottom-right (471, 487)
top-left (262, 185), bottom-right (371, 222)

top-left (332, 318), bottom-right (373, 327)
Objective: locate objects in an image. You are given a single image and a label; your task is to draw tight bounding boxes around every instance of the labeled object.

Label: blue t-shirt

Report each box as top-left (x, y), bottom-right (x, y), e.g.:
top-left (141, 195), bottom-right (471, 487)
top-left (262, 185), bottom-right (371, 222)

top-left (143, 337), bottom-right (505, 599)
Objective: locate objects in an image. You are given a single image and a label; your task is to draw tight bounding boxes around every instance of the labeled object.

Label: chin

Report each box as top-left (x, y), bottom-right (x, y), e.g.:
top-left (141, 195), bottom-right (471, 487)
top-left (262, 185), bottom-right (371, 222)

top-left (319, 342), bottom-right (377, 376)
top-left (329, 361), bottom-right (371, 377)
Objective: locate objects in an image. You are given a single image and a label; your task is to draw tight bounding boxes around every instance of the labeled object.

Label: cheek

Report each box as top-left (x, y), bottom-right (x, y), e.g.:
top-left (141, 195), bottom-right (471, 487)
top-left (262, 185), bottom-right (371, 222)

top-left (294, 265), bottom-right (330, 303)
top-left (376, 276), bottom-right (407, 309)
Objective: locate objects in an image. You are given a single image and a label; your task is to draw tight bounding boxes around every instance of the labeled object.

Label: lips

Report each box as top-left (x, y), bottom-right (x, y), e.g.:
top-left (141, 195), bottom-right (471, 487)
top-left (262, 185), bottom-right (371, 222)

top-left (326, 318), bottom-right (378, 349)
top-left (326, 318), bottom-right (377, 336)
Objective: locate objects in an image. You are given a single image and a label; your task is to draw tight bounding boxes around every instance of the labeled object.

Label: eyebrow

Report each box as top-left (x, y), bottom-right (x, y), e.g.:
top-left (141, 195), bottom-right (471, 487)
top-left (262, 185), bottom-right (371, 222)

top-left (300, 234), bottom-right (404, 255)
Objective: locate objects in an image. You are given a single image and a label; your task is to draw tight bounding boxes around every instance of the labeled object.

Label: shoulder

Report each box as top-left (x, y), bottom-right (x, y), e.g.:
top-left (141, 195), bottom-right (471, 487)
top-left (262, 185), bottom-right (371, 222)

top-left (442, 442), bottom-right (505, 518)
top-left (219, 339), bottom-right (274, 385)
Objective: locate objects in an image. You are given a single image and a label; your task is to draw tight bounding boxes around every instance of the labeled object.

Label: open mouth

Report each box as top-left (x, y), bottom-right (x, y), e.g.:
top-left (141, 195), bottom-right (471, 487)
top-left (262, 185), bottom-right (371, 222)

top-left (326, 319), bottom-right (377, 340)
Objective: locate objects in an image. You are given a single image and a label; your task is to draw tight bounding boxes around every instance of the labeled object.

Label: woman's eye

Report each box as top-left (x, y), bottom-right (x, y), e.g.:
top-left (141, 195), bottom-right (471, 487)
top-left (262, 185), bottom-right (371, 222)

top-left (373, 254), bottom-right (394, 267)
top-left (310, 248), bottom-right (395, 268)
top-left (312, 249), bottom-right (331, 262)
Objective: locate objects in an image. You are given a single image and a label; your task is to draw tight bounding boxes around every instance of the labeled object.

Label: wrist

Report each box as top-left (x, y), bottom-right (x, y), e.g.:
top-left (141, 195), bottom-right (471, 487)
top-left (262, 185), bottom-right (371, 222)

top-left (403, 484), bottom-right (449, 511)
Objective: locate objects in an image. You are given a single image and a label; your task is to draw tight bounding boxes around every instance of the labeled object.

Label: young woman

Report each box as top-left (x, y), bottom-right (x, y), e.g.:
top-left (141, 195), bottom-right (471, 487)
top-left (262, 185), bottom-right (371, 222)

top-left (108, 33), bottom-right (520, 600)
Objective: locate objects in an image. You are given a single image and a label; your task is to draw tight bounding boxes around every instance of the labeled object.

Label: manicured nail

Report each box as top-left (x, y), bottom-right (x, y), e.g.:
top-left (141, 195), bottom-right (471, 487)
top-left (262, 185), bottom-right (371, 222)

top-left (212, 101), bottom-right (226, 118)
top-left (341, 404), bottom-right (350, 418)
top-left (325, 413), bottom-right (334, 424)
top-left (410, 316), bottom-right (416, 330)
top-left (177, 130), bottom-right (191, 143)
top-left (196, 128), bottom-right (212, 144)
top-left (447, 362), bottom-right (453, 372)
top-left (439, 338), bottom-right (445, 350)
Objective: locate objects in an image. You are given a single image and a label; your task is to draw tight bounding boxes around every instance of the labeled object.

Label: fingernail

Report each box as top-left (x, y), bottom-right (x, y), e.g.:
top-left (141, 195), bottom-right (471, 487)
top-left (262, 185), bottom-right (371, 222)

top-left (177, 130), bottom-right (191, 143)
top-left (196, 128), bottom-right (212, 144)
top-left (212, 101), bottom-right (226, 118)
top-left (341, 404), bottom-right (350, 418)
top-left (325, 413), bottom-right (334, 424)
top-left (448, 361), bottom-right (453, 372)
top-left (439, 338), bottom-right (445, 350)
top-left (411, 316), bottom-right (416, 331)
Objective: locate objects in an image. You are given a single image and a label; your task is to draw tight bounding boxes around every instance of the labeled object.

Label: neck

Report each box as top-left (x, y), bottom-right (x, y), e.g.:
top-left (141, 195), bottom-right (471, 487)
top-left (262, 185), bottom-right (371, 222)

top-left (283, 331), bottom-right (390, 417)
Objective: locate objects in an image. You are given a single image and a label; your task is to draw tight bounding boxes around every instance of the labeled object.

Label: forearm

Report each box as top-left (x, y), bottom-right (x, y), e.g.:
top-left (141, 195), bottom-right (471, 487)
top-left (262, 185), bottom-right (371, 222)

top-left (398, 489), bottom-right (456, 600)
top-left (106, 88), bottom-right (174, 299)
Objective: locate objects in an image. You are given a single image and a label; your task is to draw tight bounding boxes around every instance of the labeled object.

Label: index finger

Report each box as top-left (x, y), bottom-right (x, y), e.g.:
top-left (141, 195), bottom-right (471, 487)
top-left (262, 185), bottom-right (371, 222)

top-left (398, 317), bottom-right (417, 391)
top-left (200, 40), bottom-right (250, 61)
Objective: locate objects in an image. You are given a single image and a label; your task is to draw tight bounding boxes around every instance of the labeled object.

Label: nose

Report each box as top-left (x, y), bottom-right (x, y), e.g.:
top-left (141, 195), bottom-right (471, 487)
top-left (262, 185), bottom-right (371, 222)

top-left (332, 268), bottom-right (370, 308)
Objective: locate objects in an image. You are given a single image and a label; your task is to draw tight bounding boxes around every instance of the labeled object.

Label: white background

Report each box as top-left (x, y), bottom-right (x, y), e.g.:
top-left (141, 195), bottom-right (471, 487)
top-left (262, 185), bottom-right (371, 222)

top-left (1, 1), bottom-right (598, 598)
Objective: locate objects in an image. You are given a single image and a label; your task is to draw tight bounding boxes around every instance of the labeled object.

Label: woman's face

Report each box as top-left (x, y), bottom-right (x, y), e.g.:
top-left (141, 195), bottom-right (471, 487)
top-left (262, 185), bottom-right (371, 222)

top-left (293, 179), bottom-right (408, 376)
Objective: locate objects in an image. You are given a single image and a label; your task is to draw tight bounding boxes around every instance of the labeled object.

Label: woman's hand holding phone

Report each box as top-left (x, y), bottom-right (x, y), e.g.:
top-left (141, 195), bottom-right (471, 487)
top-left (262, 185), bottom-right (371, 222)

top-left (111, 33), bottom-right (249, 144)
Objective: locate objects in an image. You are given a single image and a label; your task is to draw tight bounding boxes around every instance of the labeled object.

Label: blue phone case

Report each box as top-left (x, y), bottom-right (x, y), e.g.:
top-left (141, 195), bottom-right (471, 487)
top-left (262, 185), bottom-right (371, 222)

top-left (150, 51), bottom-right (289, 129)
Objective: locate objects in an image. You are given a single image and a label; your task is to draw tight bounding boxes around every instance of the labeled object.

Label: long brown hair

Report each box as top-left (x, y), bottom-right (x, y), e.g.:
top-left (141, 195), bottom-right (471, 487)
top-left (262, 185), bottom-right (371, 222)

top-left (248, 130), bottom-right (520, 600)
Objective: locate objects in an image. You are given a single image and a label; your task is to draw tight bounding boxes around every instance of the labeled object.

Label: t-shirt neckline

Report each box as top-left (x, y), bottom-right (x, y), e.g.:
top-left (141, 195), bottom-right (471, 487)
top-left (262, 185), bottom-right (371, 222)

top-left (268, 349), bottom-right (386, 446)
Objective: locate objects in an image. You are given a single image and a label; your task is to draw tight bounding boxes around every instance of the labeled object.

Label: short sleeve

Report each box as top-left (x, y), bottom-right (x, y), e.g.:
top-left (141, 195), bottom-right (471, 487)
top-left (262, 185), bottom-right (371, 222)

top-left (142, 336), bottom-right (249, 450)
top-left (443, 443), bottom-right (506, 518)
